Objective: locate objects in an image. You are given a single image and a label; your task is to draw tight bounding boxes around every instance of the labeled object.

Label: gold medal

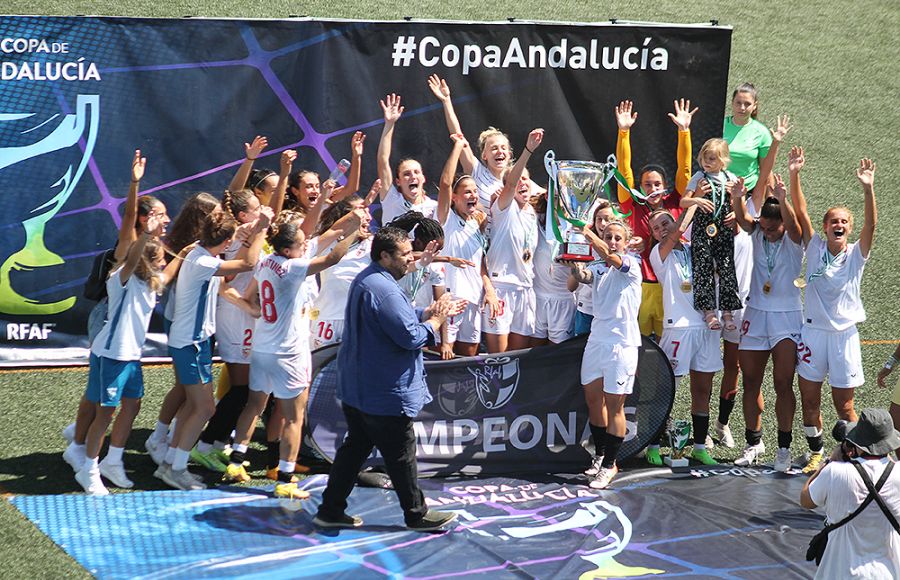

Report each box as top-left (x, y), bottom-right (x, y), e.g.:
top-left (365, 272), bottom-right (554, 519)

top-left (310, 308), bottom-right (320, 321)
top-left (680, 280), bottom-right (692, 293)
top-left (793, 277), bottom-right (807, 289)
top-left (762, 281), bottom-right (772, 294)
top-left (522, 250), bottom-right (532, 262)
top-left (705, 223), bottom-right (718, 237)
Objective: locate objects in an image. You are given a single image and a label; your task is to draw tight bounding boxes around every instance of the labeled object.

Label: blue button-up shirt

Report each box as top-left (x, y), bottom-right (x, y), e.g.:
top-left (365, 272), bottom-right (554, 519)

top-left (337, 262), bottom-right (436, 417)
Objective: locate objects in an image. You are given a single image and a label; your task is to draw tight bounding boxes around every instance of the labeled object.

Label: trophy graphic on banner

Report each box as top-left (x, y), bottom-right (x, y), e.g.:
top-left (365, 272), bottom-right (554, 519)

top-left (664, 418), bottom-right (691, 467)
top-left (543, 150), bottom-right (618, 262)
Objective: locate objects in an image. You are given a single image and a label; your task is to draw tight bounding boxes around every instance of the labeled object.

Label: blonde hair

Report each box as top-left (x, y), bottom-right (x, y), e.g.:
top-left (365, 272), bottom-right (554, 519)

top-left (823, 206), bottom-right (854, 229)
top-left (604, 219), bottom-right (633, 240)
top-left (697, 138), bottom-right (731, 169)
top-left (477, 127), bottom-right (510, 156)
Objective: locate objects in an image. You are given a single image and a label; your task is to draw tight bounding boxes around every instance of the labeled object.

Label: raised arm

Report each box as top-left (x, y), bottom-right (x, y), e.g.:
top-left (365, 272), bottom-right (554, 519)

top-left (728, 178), bottom-right (755, 233)
top-left (668, 98), bottom-right (698, 196)
top-left (307, 230), bottom-right (360, 277)
top-left (581, 226), bottom-right (623, 270)
top-left (788, 146), bottom-right (814, 245)
top-left (332, 131), bottom-right (365, 203)
top-left (300, 179), bottom-right (337, 238)
top-left (119, 214), bottom-right (163, 284)
top-left (160, 242), bottom-right (194, 286)
top-left (428, 74), bottom-right (477, 173)
top-left (376, 94), bottom-right (403, 200)
top-left (270, 149), bottom-right (297, 216)
top-left (317, 208), bottom-right (366, 249)
top-left (228, 136), bottom-right (268, 194)
top-left (363, 178), bottom-right (382, 207)
top-left (614, 100), bottom-right (638, 209)
top-left (656, 206), bottom-right (697, 262)
top-left (497, 129), bottom-right (543, 210)
top-left (438, 134), bottom-right (468, 224)
top-left (216, 207), bottom-right (273, 276)
top-left (773, 174), bottom-right (802, 244)
top-left (856, 158), bottom-right (877, 259)
top-left (113, 150), bottom-right (146, 263)
top-left (752, 114), bottom-right (791, 212)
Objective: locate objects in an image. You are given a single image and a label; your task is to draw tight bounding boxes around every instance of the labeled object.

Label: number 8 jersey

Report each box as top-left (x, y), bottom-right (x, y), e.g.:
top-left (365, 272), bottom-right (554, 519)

top-left (252, 253), bottom-right (312, 355)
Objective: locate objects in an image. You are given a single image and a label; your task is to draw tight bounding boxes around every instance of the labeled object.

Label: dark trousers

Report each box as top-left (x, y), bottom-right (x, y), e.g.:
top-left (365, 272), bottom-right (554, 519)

top-left (200, 384), bottom-right (249, 445)
top-left (318, 404), bottom-right (427, 525)
top-left (691, 199), bottom-right (742, 312)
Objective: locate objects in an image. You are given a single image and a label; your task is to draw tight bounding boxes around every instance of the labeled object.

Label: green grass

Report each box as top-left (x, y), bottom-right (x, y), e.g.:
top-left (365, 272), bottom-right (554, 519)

top-left (2, 0), bottom-right (900, 576)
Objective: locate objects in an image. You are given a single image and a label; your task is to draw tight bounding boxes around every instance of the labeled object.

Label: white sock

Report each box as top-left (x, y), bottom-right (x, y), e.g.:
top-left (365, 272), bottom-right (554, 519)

top-left (694, 443), bottom-right (707, 451)
top-left (648, 444), bottom-right (660, 450)
top-left (85, 456), bottom-right (99, 471)
top-left (165, 446), bottom-right (177, 465)
top-left (105, 446), bottom-right (124, 464)
top-left (196, 441), bottom-right (212, 453)
top-left (803, 425), bottom-right (823, 438)
top-left (151, 421), bottom-right (169, 441)
top-left (69, 442), bottom-right (86, 455)
top-left (279, 460), bottom-right (294, 474)
top-left (172, 449), bottom-right (190, 471)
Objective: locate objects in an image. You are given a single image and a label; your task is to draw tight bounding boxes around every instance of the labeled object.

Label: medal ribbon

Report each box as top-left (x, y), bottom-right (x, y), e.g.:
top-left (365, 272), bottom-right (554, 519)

top-left (808, 246), bottom-right (846, 282)
top-left (703, 172), bottom-right (727, 221)
top-left (673, 247), bottom-right (692, 281)
top-left (762, 237), bottom-right (783, 279)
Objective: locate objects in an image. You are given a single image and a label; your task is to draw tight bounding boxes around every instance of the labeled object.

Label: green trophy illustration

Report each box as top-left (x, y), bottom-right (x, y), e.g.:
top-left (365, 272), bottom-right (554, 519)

top-left (664, 418), bottom-right (691, 468)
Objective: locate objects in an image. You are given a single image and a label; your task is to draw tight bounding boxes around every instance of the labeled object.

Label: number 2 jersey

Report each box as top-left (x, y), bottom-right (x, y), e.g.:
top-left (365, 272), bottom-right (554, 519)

top-left (253, 254), bottom-right (313, 356)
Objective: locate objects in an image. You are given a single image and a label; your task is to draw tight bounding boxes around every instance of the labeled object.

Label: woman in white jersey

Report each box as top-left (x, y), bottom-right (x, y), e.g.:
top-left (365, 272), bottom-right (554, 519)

top-left (375, 94), bottom-right (438, 225)
top-left (791, 152), bottom-right (877, 474)
top-left (568, 202), bottom-right (616, 337)
top-left (284, 132), bottom-right (365, 215)
top-left (223, 220), bottom-right (362, 497)
top-left (530, 191), bottom-right (576, 346)
top-left (482, 128), bottom-right (544, 353)
top-left (565, 221), bottom-right (641, 489)
top-left (731, 175), bottom-right (803, 470)
top-left (156, 208), bottom-right (271, 490)
top-left (72, 215), bottom-right (180, 494)
top-left (648, 206), bottom-right (722, 466)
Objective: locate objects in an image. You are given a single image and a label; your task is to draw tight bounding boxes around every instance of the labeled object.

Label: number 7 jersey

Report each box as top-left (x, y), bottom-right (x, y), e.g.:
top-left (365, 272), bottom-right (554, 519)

top-left (253, 253), bottom-right (312, 355)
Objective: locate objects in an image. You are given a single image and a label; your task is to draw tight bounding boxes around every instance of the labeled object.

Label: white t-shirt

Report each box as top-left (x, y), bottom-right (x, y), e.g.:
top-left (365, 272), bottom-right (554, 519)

top-left (252, 254), bottom-right (312, 355)
top-left (586, 253), bottom-right (642, 346)
top-left (441, 211), bottom-right (485, 304)
top-left (649, 243), bottom-right (706, 330)
top-left (380, 185), bottom-right (438, 227)
top-left (167, 246), bottom-right (223, 348)
top-left (808, 458), bottom-right (900, 580)
top-left (315, 237), bottom-right (372, 321)
top-left (733, 226), bottom-right (753, 305)
top-left (486, 200), bottom-right (538, 288)
top-left (91, 267), bottom-right (157, 361)
top-left (533, 233), bottom-right (574, 300)
top-left (803, 234), bottom-right (867, 331)
top-left (399, 263), bottom-right (445, 308)
top-left (216, 239), bottom-right (262, 340)
top-left (745, 228), bottom-right (803, 312)
top-left (472, 161), bottom-right (501, 208)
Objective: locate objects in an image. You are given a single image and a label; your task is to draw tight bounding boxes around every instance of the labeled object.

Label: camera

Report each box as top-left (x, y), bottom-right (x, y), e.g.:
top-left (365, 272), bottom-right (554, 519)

top-left (832, 420), bottom-right (849, 442)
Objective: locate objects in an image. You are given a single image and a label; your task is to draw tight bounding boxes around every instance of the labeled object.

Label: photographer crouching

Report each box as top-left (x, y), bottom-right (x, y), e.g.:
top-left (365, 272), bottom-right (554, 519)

top-left (800, 408), bottom-right (900, 578)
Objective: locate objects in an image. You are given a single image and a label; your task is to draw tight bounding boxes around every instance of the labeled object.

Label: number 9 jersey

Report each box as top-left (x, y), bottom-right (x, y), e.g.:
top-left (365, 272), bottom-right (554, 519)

top-left (252, 253), bottom-right (313, 356)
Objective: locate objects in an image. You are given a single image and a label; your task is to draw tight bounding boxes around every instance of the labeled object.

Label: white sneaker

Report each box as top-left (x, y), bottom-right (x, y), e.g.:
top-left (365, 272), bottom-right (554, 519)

top-left (588, 465), bottom-right (619, 490)
top-left (734, 442), bottom-right (765, 467)
top-left (63, 444), bottom-right (86, 472)
top-left (774, 448), bottom-right (792, 472)
top-left (154, 462), bottom-right (172, 483)
top-left (75, 466), bottom-right (109, 496)
top-left (583, 455), bottom-right (604, 476)
top-left (145, 437), bottom-right (167, 466)
top-left (162, 467), bottom-right (206, 491)
top-left (99, 460), bottom-right (134, 489)
top-left (704, 434), bottom-right (716, 450)
top-left (62, 422), bottom-right (76, 443)
top-left (714, 420), bottom-right (735, 448)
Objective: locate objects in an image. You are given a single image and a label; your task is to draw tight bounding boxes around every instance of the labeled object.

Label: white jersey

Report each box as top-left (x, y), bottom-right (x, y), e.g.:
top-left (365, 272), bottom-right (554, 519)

top-left (586, 253), bottom-right (642, 346)
top-left (472, 162), bottom-right (502, 208)
top-left (216, 239), bottom-right (262, 355)
top-left (253, 254), bottom-right (312, 355)
top-left (380, 185), bottom-right (438, 226)
top-left (803, 234), bottom-right (867, 331)
top-left (650, 243), bottom-right (706, 330)
top-left (299, 237), bottom-right (320, 314)
top-left (533, 234), bottom-right (574, 299)
top-left (575, 250), bottom-right (602, 315)
top-left (399, 263), bottom-right (445, 308)
top-left (733, 227), bottom-right (752, 305)
top-left (91, 267), bottom-right (157, 361)
top-left (745, 228), bottom-right (803, 312)
top-left (441, 211), bottom-right (485, 304)
top-left (315, 237), bottom-right (372, 321)
top-left (486, 200), bottom-right (538, 288)
top-left (167, 246), bottom-right (223, 348)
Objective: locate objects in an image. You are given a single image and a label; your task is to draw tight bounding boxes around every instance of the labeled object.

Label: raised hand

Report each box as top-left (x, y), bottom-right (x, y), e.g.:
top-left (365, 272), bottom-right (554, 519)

top-left (351, 131), bottom-right (366, 156)
top-left (446, 256), bottom-right (475, 268)
top-left (419, 240), bottom-right (439, 267)
top-left (380, 93), bottom-right (404, 124)
top-left (280, 149), bottom-right (298, 173)
top-left (450, 132), bottom-right (469, 149)
top-left (145, 213), bottom-right (164, 236)
top-left (727, 177), bottom-right (747, 199)
top-left (245, 135), bottom-right (268, 160)
top-left (667, 98), bottom-right (699, 131)
top-left (770, 114), bottom-right (792, 143)
top-left (321, 178), bottom-right (337, 201)
top-left (788, 145), bottom-right (805, 173)
top-left (525, 128), bottom-right (544, 153)
top-left (856, 158), bottom-right (876, 187)
top-left (615, 100), bottom-right (638, 131)
top-left (427, 74), bottom-right (451, 102)
top-left (363, 178), bottom-right (382, 206)
top-left (772, 174), bottom-right (787, 201)
top-left (131, 149), bottom-right (146, 182)
top-left (256, 206), bottom-right (274, 230)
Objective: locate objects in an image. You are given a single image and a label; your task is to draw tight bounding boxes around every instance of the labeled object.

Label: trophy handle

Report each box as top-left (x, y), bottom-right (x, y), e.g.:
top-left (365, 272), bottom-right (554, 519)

top-left (544, 150), bottom-right (558, 182)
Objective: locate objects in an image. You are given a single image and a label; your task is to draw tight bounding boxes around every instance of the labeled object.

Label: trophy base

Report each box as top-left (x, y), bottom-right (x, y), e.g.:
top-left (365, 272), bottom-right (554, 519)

top-left (664, 456), bottom-right (689, 468)
top-left (556, 252), bottom-right (595, 263)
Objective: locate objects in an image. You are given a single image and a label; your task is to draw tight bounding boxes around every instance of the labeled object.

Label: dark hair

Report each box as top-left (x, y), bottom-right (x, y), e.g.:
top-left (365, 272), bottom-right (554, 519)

top-left (223, 189), bottom-right (256, 222)
top-left (165, 192), bottom-right (221, 254)
top-left (732, 82), bottom-right (759, 119)
top-left (247, 168), bottom-right (277, 192)
top-left (267, 221), bottom-right (301, 254)
top-left (371, 226), bottom-right (408, 262)
top-left (588, 199), bottom-right (614, 234)
top-left (638, 164), bottom-right (669, 190)
top-left (388, 211), bottom-right (444, 251)
top-left (760, 197), bottom-right (783, 221)
top-left (136, 195), bottom-right (163, 229)
top-left (317, 195), bottom-right (363, 235)
top-left (200, 211), bottom-right (237, 248)
top-left (394, 158), bottom-right (421, 178)
top-left (285, 169), bottom-right (319, 212)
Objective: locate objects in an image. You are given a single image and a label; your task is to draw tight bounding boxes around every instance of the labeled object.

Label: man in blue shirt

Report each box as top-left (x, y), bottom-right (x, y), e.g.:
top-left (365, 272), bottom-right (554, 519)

top-left (314, 227), bottom-right (464, 532)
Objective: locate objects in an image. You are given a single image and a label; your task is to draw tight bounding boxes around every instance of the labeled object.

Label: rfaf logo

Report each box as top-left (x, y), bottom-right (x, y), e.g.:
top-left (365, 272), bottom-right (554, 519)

top-left (467, 356), bottom-right (520, 410)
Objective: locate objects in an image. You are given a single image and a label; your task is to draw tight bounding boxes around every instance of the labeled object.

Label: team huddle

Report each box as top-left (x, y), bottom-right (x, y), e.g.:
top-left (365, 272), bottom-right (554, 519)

top-left (60, 78), bottom-right (878, 495)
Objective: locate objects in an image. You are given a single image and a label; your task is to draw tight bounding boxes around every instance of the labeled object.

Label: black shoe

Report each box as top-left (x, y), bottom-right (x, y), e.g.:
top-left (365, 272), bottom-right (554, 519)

top-left (313, 512), bottom-right (364, 529)
top-left (406, 510), bottom-right (458, 532)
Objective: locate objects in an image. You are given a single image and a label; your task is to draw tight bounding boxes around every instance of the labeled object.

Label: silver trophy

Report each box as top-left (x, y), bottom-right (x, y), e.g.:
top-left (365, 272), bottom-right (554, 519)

top-left (544, 151), bottom-right (615, 262)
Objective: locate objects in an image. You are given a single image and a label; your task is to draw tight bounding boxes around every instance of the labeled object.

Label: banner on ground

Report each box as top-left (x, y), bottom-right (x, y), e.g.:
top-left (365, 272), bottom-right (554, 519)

top-left (0, 16), bottom-right (731, 364)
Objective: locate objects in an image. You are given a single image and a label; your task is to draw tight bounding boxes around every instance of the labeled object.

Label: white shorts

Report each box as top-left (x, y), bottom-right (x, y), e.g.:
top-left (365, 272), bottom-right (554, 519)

top-left (249, 351), bottom-right (311, 399)
top-left (797, 325), bottom-right (864, 389)
top-left (660, 327), bottom-right (723, 377)
top-left (533, 294), bottom-right (576, 343)
top-left (447, 301), bottom-right (482, 344)
top-left (581, 341), bottom-right (638, 395)
top-left (739, 307), bottom-right (802, 351)
top-left (721, 306), bottom-right (745, 344)
top-left (482, 284), bottom-right (536, 336)
top-left (311, 319), bottom-right (344, 350)
top-left (215, 315), bottom-right (254, 364)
